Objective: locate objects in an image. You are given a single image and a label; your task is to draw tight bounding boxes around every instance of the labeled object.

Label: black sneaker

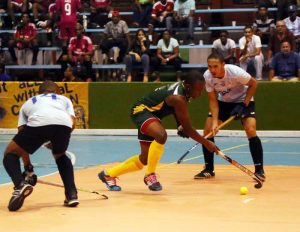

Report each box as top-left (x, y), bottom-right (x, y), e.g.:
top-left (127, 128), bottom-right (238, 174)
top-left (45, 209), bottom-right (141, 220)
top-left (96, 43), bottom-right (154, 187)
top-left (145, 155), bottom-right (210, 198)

top-left (98, 170), bottom-right (121, 191)
top-left (194, 169), bottom-right (215, 179)
top-left (255, 169), bottom-right (266, 182)
top-left (144, 173), bottom-right (162, 191)
top-left (8, 182), bottom-right (33, 211)
top-left (64, 191), bottom-right (79, 207)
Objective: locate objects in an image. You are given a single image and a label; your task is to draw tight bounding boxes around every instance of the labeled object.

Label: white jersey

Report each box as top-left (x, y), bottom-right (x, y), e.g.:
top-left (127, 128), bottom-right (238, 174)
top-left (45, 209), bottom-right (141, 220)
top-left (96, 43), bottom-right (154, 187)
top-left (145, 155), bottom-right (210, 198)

top-left (212, 38), bottom-right (236, 58)
top-left (204, 64), bottom-right (252, 103)
top-left (18, 94), bottom-right (75, 128)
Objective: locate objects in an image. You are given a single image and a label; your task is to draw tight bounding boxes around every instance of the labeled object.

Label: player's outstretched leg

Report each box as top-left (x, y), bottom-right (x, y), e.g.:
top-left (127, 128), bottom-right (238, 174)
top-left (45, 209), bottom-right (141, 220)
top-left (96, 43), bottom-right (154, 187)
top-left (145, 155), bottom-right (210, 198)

top-left (98, 170), bottom-right (122, 191)
top-left (144, 173), bottom-right (162, 191)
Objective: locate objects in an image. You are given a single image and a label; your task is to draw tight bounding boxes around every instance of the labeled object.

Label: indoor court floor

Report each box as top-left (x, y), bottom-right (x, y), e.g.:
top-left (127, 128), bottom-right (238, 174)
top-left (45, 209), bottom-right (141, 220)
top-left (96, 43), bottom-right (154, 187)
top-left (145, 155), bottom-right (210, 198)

top-left (0, 133), bottom-right (300, 232)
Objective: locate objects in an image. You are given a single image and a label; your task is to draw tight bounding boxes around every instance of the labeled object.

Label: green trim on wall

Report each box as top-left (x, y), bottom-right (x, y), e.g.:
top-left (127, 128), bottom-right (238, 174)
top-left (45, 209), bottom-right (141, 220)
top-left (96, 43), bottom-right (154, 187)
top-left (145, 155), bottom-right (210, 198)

top-left (89, 82), bottom-right (300, 130)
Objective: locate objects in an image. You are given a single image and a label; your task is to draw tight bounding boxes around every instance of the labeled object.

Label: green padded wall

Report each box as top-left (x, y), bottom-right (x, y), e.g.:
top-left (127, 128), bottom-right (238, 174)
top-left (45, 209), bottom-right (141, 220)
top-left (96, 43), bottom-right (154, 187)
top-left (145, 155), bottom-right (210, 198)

top-left (89, 82), bottom-right (300, 130)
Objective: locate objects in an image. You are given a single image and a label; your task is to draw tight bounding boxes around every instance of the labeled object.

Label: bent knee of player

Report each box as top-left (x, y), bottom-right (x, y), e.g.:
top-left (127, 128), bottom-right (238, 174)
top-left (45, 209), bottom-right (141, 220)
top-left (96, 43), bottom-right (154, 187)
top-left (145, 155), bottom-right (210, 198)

top-left (155, 131), bottom-right (167, 144)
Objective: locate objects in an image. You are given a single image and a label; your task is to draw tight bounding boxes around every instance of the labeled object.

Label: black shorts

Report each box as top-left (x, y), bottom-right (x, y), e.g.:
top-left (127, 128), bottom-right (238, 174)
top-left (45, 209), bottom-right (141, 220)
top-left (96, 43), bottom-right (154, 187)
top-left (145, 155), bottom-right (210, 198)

top-left (13, 125), bottom-right (72, 154)
top-left (208, 101), bottom-right (256, 122)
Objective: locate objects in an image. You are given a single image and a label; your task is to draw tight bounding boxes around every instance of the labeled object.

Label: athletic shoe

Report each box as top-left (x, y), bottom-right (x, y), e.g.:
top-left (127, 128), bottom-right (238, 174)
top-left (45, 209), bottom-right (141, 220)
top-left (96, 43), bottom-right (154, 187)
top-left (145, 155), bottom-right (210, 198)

top-left (64, 191), bottom-right (79, 207)
top-left (98, 170), bottom-right (121, 191)
top-left (8, 182), bottom-right (33, 211)
top-left (255, 169), bottom-right (266, 182)
top-left (194, 169), bottom-right (215, 179)
top-left (144, 173), bottom-right (162, 191)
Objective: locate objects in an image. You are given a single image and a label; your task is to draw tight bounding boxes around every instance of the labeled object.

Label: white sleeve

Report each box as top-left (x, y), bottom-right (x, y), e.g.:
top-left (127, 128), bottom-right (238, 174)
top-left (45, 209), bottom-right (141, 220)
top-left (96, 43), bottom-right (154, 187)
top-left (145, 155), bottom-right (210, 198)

top-left (65, 97), bottom-right (75, 117)
top-left (239, 37), bottom-right (245, 50)
top-left (212, 40), bottom-right (218, 49)
top-left (234, 66), bottom-right (252, 84)
top-left (204, 71), bottom-right (214, 93)
top-left (229, 39), bottom-right (236, 48)
top-left (17, 101), bottom-right (29, 127)
top-left (254, 35), bottom-right (262, 48)
top-left (157, 39), bottom-right (163, 49)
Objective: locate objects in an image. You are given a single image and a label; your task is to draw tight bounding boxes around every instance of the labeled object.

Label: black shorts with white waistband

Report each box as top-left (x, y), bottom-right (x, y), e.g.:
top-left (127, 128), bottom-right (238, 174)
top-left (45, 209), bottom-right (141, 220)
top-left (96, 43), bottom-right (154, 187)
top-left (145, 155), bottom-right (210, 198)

top-left (208, 101), bottom-right (256, 122)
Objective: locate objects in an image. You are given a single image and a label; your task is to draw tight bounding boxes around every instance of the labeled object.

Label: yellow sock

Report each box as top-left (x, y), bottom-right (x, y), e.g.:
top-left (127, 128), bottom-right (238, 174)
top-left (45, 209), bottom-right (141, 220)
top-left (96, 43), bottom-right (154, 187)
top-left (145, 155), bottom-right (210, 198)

top-left (146, 140), bottom-right (164, 175)
top-left (107, 155), bottom-right (144, 177)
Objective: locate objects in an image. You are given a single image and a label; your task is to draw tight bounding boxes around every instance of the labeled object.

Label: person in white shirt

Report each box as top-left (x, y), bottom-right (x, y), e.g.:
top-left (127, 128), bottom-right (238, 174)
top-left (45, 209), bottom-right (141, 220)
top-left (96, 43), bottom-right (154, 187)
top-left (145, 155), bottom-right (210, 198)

top-left (239, 25), bottom-right (264, 80)
top-left (3, 80), bottom-right (78, 212)
top-left (194, 53), bottom-right (265, 183)
top-left (212, 30), bottom-right (236, 64)
top-left (284, 4), bottom-right (300, 52)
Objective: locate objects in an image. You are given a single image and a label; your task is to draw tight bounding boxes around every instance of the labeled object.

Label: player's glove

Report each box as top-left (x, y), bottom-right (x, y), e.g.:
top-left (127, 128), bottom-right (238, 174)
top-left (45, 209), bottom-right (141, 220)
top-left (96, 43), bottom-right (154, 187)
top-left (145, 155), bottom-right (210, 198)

top-left (230, 103), bottom-right (248, 120)
top-left (23, 164), bottom-right (37, 186)
top-left (177, 125), bottom-right (189, 138)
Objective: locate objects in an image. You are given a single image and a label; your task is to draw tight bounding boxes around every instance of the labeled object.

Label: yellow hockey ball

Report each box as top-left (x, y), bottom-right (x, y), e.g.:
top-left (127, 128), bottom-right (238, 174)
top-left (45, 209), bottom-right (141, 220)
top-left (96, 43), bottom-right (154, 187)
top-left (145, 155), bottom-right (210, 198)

top-left (240, 186), bottom-right (248, 195)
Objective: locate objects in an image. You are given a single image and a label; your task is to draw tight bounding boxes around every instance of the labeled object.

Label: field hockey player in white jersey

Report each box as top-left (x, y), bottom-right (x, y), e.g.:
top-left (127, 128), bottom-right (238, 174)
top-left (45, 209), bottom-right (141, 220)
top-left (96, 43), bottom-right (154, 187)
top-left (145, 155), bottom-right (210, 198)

top-left (3, 80), bottom-right (78, 211)
top-left (194, 53), bottom-right (265, 182)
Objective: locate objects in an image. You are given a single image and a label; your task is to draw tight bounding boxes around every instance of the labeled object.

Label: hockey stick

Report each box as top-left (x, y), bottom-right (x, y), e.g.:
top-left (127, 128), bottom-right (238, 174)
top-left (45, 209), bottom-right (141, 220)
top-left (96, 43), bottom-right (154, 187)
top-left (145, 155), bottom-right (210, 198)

top-left (37, 179), bottom-right (109, 199)
top-left (177, 115), bottom-right (235, 164)
top-left (216, 150), bottom-right (263, 189)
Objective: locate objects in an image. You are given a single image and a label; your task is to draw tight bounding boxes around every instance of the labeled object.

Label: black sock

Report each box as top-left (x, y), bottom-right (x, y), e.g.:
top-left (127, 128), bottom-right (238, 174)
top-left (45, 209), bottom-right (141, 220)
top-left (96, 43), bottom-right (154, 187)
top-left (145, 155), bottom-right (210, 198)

top-left (202, 137), bottom-right (215, 171)
top-left (3, 153), bottom-right (23, 187)
top-left (249, 136), bottom-right (264, 172)
top-left (55, 154), bottom-right (77, 197)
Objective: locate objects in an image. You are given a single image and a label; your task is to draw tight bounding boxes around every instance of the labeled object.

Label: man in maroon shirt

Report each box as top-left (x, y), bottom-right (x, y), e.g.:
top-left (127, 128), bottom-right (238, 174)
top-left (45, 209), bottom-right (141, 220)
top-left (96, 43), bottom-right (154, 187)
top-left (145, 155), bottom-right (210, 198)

top-left (8, 13), bottom-right (39, 65)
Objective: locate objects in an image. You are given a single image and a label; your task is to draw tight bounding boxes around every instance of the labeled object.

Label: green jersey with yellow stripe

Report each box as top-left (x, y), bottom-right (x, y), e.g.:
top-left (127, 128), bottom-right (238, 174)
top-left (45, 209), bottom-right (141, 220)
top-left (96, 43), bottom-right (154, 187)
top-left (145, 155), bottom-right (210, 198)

top-left (131, 82), bottom-right (188, 119)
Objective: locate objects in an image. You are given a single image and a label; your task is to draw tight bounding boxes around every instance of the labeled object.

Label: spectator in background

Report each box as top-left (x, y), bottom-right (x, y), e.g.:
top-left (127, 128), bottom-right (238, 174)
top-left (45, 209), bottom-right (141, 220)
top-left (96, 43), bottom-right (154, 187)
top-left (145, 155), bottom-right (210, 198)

top-left (90, 0), bottom-right (112, 28)
top-left (253, 5), bottom-right (275, 44)
top-left (125, 29), bottom-right (151, 82)
top-left (284, 5), bottom-right (300, 52)
top-left (269, 40), bottom-right (300, 81)
top-left (32, 0), bottom-right (54, 25)
top-left (62, 23), bottom-right (94, 82)
top-left (62, 65), bottom-right (83, 82)
top-left (173, 0), bottom-right (195, 45)
top-left (151, 29), bottom-right (182, 82)
top-left (149, 0), bottom-right (174, 33)
top-left (132, 0), bottom-right (153, 28)
top-left (0, 64), bottom-right (12, 81)
top-left (55, 0), bottom-right (81, 53)
top-left (239, 25), bottom-right (264, 80)
top-left (266, 20), bottom-right (295, 65)
top-left (8, 13), bottom-right (39, 65)
top-left (212, 30), bottom-right (236, 64)
top-left (146, 23), bottom-right (159, 45)
top-left (7, 0), bottom-right (30, 26)
top-left (256, 0), bottom-right (297, 20)
top-left (100, 11), bottom-right (131, 63)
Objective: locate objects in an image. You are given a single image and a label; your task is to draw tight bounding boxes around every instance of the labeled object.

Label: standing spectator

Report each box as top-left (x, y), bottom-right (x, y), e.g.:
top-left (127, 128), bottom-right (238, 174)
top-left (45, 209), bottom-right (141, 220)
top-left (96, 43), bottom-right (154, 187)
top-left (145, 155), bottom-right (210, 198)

top-left (149, 0), bottom-right (174, 33)
top-left (125, 29), bottom-right (151, 82)
top-left (132, 0), bottom-right (153, 28)
top-left (239, 26), bottom-right (264, 80)
top-left (100, 10), bottom-right (131, 63)
top-left (8, 13), bottom-right (39, 65)
top-left (55, 0), bottom-right (81, 50)
top-left (3, 80), bottom-right (78, 211)
top-left (63, 23), bottom-right (94, 82)
top-left (284, 5), bottom-right (300, 52)
top-left (269, 40), bottom-right (300, 81)
top-left (253, 5), bottom-right (275, 44)
top-left (266, 20), bottom-right (295, 65)
top-left (90, 0), bottom-right (112, 28)
top-left (212, 30), bottom-right (236, 64)
top-left (151, 29), bottom-right (182, 82)
top-left (173, 0), bottom-right (195, 45)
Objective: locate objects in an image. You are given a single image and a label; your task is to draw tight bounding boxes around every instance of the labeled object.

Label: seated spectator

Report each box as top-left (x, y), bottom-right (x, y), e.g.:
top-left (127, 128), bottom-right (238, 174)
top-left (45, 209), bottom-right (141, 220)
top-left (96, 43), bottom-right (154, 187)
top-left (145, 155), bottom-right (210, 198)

top-left (151, 29), bottom-right (182, 82)
top-left (266, 20), bottom-right (295, 65)
top-left (269, 40), bottom-right (300, 81)
top-left (132, 0), bottom-right (153, 28)
top-left (8, 13), bottom-right (39, 65)
top-left (149, 0), bottom-right (174, 33)
top-left (284, 5), bottom-right (300, 52)
top-left (253, 5), bottom-right (275, 44)
top-left (100, 11), bottom-right (131, 63)
top-left (62, 65), bottom-right (83, 82)
top-left (212, 30), bottom-right (236, 64)
top-left (61, 23), bottom-right (94, 82)
top-left (173, 0), bottom-right (195, 45)
top-left (125, 29), bottom-right (150, 82)
top-left (90, 0), bottom-right (112, 28)
top-left (0, 64), bottom-right (12, 81)
top-left (146, 23), bottom-right (159, 45)
top-left (239, 25), bottom-right (264, 80)
top-left (7, 0), bottom-right (30, 26)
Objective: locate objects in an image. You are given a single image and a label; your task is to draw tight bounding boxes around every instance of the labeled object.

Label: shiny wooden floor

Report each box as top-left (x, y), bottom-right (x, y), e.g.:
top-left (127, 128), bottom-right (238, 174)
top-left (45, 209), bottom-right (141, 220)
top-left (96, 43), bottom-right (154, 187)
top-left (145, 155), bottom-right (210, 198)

top-left (1, 164), bottom-right (299, 232)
